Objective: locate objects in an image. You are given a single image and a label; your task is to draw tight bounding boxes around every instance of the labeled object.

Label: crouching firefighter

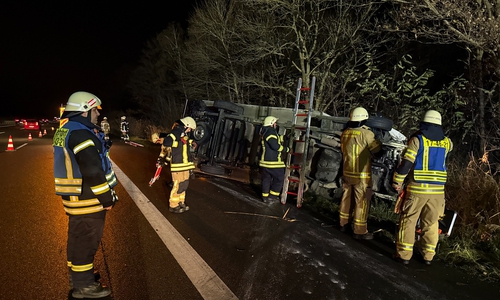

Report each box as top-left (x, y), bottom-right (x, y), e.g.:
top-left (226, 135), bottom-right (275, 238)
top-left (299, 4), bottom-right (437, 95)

top-left (392, 110), bottom-right (452, 265)
top-left (154, 116), bottom-right (197, 213)
top-left (53, 91), bottom-right (118, 298)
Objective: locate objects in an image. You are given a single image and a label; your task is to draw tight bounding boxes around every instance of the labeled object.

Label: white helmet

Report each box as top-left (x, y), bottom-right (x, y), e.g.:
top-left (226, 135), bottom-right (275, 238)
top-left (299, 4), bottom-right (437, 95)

top-left (65, 91), bottom-right (101, 112)
top-left (263, 116), bottom-right (278, 127)
top-left (103, 117), bottom-right (107, 120)
top-left (350, 107), bottom-right (369, 122)
top-left (180, 116), bottom-right (196, 129)
top-left (151, 133), bottom-right (160, 143)
top-left (121, 116), bottom-right (126, 120)
top-left (423, 110), bottom-right (442, 125)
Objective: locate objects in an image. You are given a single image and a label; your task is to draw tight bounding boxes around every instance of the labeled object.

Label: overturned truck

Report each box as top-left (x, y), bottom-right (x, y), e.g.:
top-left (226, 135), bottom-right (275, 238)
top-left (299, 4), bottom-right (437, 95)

top-left (187, 100), bottom-right (407, 202)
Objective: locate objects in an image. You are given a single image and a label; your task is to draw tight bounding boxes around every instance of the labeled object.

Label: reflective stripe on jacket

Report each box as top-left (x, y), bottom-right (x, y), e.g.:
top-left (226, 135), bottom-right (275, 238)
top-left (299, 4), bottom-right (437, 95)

top-left (393, 134), bottom-right (452, 194)
top-left (340, 125), bottom-right (381, 183)
top-left (259, 126), bottom-right (285, 169)
top-left (163, 126), bottom-right (195, 172)
top-left (53, 120), bottom-right (117, 215)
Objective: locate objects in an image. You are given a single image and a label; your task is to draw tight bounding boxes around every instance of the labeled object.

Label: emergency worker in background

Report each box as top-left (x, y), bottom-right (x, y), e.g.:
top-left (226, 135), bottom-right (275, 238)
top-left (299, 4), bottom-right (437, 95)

top-left (259, 116), bottom-right (286, 203)
top-left (340, 107), bottom-right (382, 240)
top-left (154, 116), bottom-right (197, 213)
top-left (392, 110), bottom-right (452, 265)
top-left (101, 116), bottom-right (110, 140)
top-left (53, 91), bottom-right (118, 298)
top-left (120, 116), bottom-right (129, 141)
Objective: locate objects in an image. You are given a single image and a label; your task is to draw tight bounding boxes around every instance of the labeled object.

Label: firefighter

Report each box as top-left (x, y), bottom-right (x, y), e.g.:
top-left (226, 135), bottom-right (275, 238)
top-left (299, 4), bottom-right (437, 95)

top-left (156, 117), bottom-right (197, 213)
top-left (259, 116), bottom-right (286, 203)
top-left (339, 107), bottom-right (382, 239)
top-left (53, 91), bottom-right (118, 298)
top-left (100, 116), bottom-right (110, 140)
top-left (392, 110), bottom-right (452, 265)
top-left (120, 115), bottom-right (129, 141)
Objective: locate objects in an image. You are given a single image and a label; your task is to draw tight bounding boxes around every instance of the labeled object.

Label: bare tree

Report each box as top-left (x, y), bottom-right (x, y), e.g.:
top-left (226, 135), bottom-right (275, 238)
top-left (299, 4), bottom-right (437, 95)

top-left (128, 23), bottom-right (186, 126)
top-left (239, 0), bottom-right (391, 114)
top-left (387, 0), bottom-right (500, 152)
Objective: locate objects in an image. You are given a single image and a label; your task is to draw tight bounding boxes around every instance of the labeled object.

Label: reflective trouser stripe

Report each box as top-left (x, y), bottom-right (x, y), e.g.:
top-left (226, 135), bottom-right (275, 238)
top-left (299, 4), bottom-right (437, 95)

top-left (339, 180), bottom-right (372, 235)
top-left (170, 171), bottom-right (190, 208)
top-left (261, 167), bottom-right (285, 198)
top-left (396, 192), bottom-right (444, 261)
top-left (71, 263), bottom-right (93, 272)
top-left (67, 215), bottom-right (105, 289)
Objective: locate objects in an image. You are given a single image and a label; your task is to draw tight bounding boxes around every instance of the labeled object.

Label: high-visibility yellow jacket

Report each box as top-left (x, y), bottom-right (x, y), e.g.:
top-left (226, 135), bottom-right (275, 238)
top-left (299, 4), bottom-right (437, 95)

top-left (163, 126), bottom-right (195, 172)
top-left (393, 133), bottom-right (452, 194)
top-left (53, 117), bottom-right (117, 215)
top-left (340, 125), bottom-right (382, 184)
top-left (259, 126), bottom-right (286, 169)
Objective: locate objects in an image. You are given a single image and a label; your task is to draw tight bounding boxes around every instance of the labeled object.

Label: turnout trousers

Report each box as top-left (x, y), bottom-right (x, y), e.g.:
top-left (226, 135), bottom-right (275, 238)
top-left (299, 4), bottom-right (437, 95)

top-left (396, 192), bottom-right (445, 261)
top-left (339, 180), bottom-right (372, 235)
top-left (67, 214), bottom-right (106, 289)
top-left (170, 170), bottom-right (190, 208)
top-left (261, 167), bottom-right (285, 198)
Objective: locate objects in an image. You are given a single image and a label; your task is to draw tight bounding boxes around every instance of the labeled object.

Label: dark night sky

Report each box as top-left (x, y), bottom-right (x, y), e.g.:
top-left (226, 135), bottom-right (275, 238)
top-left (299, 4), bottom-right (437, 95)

top-left (0, 1), bottom-right (198, 118)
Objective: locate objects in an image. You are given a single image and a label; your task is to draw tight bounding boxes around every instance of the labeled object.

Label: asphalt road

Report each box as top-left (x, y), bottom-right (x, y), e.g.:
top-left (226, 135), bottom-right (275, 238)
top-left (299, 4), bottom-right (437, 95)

top-left (0, 123), bottom-right (499, 300)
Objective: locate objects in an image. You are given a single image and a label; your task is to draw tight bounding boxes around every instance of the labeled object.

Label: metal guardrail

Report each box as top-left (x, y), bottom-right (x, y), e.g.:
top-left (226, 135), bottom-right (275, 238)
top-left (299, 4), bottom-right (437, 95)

top-left (0, 120), bottom-right (16, 126)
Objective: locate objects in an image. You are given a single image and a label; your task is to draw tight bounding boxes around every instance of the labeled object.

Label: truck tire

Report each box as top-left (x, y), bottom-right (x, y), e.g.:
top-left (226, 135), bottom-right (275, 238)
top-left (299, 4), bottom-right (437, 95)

top-left (213, 100), bottom-right (244, 115)
top-left (315, 149), bottom-right (342, 183)
top-left (193, 121), bottom-right (212, 146)
top-left (366, 116), bottom-right (393, 131)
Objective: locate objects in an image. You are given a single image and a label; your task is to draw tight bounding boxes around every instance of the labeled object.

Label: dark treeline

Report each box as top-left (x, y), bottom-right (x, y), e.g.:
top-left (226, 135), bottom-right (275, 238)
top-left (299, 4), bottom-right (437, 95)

top-left (129, 0), bottom-right (500, 158)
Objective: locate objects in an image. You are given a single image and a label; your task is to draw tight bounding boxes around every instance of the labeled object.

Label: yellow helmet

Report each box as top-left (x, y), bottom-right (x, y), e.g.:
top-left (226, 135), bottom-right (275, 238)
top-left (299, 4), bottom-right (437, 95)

top-left (180, 116), bottom-right (197, 129)
top-left (65, 91), bottom-right (101, 112)
top-left (263, 116), bottom-right (278, 127)
top-left (423, 110), bottom-right (442, 125)
top-left (350, 107), bottom-right (369, 122)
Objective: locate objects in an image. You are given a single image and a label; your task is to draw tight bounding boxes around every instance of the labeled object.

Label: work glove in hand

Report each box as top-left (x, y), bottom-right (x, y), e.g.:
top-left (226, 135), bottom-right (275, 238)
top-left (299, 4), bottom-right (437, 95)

top-left (157, 156), bottom-right (167, 166)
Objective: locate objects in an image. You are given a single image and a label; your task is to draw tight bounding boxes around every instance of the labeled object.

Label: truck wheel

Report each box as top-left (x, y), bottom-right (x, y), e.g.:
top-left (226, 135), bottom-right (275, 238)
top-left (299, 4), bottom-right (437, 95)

top-left (193, 121), bottom-right (212, 146)
top-left (366, 116), bottom-right (393, 131)
top-left (213, 100), bottom-right (244, 114)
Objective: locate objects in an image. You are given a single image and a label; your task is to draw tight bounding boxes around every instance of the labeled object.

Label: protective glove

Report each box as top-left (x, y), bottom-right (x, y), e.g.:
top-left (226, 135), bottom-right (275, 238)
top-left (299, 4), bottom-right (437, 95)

top-left (157, 156), bottom-right (167, 166)
top-left (392, 182), bottom-right (402, 193)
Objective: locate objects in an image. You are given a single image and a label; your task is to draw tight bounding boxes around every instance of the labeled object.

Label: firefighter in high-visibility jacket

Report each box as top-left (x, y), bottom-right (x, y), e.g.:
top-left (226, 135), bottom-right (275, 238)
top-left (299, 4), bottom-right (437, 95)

top-left (340, 107), bottom-right (382, 240)
top-left (392, 110), bottom-right (452, 265)
top-left (120, 116), bottom-right (129, 141)
top-left (53, 91), bottom-right (117, 298)
top-left (259, 116), bottom-right (286, 203)
top-left (100, 116), bottom-right (110, 140)
top-left (156, 116), bottom-right (197, 213)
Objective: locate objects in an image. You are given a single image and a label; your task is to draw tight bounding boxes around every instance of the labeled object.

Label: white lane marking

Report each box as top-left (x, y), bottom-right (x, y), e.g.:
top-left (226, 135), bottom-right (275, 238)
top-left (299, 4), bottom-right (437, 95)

top-left (16, 143), bottom-right (28, 150)
top-left (111, 160), bottom-right (238, 300)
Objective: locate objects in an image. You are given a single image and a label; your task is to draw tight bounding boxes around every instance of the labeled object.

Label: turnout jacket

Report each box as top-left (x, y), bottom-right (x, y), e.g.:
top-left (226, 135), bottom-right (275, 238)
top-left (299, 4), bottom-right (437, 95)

top-left (162, 126), bottom-right (195, 172)
top-left (259, 126), bottom-right (286, 168)
top-left (340, 125), bottom-right (382, 184)
top-left (101, 120), bottom-right (110, 134)
top-left (53, 116), bottom-right (117, 216)
top-left (121, 120), bottom-right (129, 132)
top-left (393, 129), bottom-right (452, 195)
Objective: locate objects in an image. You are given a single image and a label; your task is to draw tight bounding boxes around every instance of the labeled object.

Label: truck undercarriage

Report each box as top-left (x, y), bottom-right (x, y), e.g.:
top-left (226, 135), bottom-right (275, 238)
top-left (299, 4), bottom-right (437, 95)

top-left (187, 99), bottom-right (407, 202)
